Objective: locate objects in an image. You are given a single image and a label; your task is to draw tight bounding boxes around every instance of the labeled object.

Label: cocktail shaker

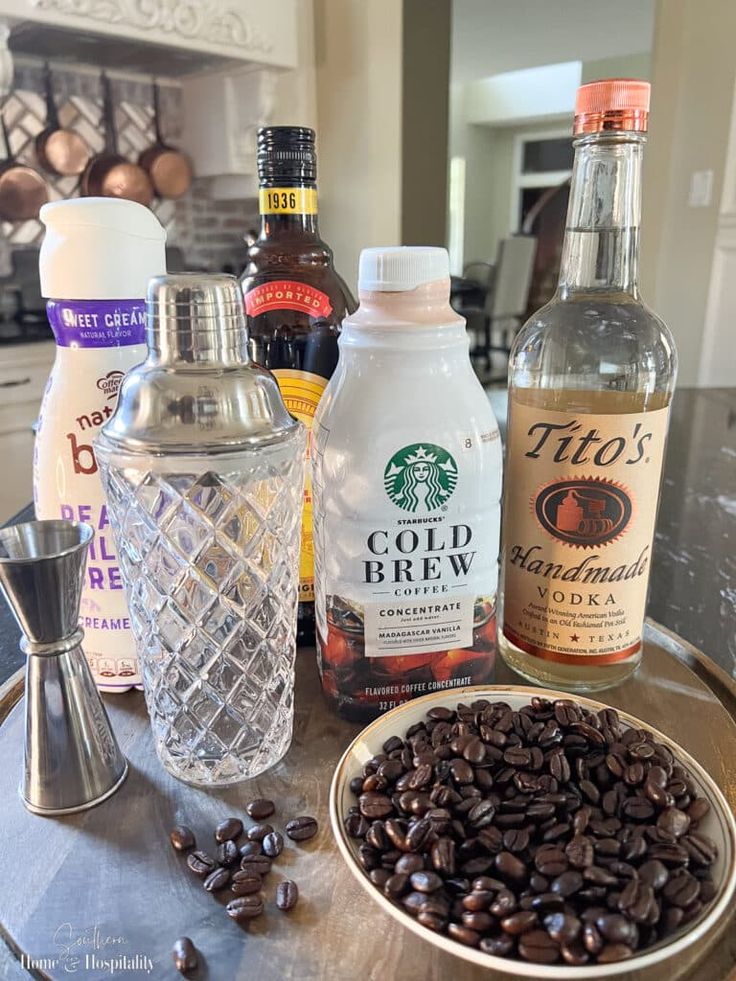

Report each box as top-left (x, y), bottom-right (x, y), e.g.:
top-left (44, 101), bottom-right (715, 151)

top-left (96, 274), bottom-right (305, 787)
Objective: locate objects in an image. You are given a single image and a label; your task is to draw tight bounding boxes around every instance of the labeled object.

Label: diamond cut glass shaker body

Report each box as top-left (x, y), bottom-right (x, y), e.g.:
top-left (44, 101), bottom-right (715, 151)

top-left (95, 275), bottom-right (305, 786)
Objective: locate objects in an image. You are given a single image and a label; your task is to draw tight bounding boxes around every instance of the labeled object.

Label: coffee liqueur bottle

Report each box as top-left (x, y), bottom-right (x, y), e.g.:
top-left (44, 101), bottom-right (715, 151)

top-left (499, 80), bottom-right (677, 692)
top-left (241, 127), bottom-right (356, 645)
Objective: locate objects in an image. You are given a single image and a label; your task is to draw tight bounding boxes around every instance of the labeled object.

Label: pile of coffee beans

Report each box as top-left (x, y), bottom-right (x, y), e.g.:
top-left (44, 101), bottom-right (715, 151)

top-left (169, 800), bottom-right (318, 974)
top-left (344, 697), bottom-right (719, 966)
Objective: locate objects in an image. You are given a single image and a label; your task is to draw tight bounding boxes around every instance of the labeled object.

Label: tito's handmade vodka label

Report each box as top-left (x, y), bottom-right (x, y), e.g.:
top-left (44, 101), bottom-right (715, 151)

top-left (501, 401), bottom-right (669, 664)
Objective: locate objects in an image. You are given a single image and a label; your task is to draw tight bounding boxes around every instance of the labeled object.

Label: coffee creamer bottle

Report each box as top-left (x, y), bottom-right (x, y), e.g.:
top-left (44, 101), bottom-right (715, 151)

top-left (313, 247), bottom-right (502, 722)
top-left (34, 198), bottom-right (166, 691)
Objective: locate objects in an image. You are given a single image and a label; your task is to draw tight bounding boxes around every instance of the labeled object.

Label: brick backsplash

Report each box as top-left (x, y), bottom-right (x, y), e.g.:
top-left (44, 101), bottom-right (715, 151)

top-left (4, 62), bottom-right (258, 275)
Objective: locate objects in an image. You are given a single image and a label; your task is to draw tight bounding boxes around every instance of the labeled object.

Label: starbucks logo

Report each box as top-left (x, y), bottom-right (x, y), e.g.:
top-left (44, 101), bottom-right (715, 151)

top-left (384, 443), bottom-right (458, 512)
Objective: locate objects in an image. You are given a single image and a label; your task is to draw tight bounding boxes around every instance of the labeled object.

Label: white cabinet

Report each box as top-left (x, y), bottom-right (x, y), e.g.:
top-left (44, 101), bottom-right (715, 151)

top-left (0, 341), bottom-right (54, 523)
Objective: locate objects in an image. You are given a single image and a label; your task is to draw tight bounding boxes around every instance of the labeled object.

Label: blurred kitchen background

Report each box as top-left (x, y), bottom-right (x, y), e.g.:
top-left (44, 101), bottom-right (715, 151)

top-left (0, 0), bottom-right (734, 522)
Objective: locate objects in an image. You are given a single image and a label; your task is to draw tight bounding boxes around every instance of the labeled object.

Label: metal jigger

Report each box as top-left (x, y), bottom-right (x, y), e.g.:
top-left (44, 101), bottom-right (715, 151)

top-left (0, 519), bottom-right (128, 815)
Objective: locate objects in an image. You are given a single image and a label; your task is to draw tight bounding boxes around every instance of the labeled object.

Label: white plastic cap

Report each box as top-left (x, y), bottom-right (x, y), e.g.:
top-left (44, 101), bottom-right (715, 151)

top-left (358, 246), bottom-right (450, 292)
top-left (39, 198), bottom-right (167, 300)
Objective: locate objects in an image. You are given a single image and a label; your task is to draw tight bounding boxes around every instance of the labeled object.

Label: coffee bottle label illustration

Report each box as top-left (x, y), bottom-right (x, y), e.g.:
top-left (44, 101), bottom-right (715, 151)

top-left (502, 401), bottom-right (669, 664)
top-left (314, 430), bottom-right (500, 714)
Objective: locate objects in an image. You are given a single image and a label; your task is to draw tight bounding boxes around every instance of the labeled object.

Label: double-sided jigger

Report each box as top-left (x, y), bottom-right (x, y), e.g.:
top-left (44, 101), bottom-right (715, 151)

top-left (0, 519), bottom-right (127, 815)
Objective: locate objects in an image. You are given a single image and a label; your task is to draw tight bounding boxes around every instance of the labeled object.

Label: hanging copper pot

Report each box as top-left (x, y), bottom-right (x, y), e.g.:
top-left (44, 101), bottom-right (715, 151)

top-left (82, 73), bottom-right (153, 208)
top-left (138, 81), bottom-right (192, 199)
top-left (0, 109), bottom-right (49, 221)
top-left (35, 62), bottom-right (91, 177)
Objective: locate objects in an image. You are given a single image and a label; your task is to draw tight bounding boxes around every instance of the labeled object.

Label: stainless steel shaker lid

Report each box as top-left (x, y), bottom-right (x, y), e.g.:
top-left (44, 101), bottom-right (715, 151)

top-left (98, 273), bottom-right (300, 455)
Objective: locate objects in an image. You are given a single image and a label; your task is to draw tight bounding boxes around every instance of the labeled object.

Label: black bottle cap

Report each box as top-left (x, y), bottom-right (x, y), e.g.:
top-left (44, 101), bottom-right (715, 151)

top-left (257, 126), bottom-right (316, 185)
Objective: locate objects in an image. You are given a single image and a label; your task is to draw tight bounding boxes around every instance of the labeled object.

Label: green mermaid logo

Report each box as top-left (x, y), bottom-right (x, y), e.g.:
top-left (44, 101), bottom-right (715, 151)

top-left (384, 443), bottom-right (458, 512)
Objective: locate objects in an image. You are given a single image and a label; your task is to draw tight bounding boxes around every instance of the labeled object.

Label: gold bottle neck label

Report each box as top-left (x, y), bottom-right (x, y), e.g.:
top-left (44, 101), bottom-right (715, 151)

top-left (502, 398), bottom-right (670, 664)
top-left (259, 187), bottom-right (318, 215)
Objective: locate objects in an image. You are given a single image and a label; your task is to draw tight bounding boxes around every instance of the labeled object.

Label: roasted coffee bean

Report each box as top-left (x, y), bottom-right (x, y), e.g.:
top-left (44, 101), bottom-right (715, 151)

top-left (530, 892), bottom-right (565, 913)
top-left (663, 871), bottom-right (700, 908)
top-left (560, 941), bottom-right (589, 966)
top-left (463, 889), bottom-right (494, 911)
top-left (639, 859), bottom-right (669, 890)
top-left (447, 923), bottom-right (480, 947)
top-left (276, 879), bottom-right (299, 913)
top-left (565, 836), bottom-right (594, 869)
top-left (359, 792), bottom-right (393, 820)
top-left (682, 832), bottom-right (717, 866)
top-left (596, 913), bottom-right (636, 945)
top-left (384, 873), bottom-right (410, 898)
top-left (204, 867), bottom-right (231, 892)
top-left (231, 870), bottom-right (263, 895)
top-left (551, 870), bottom-right (583, 897)
top-left (418, 909), bottom-right (447, 931)
top-left (238, 841), bottom-right (262, 860)
top-left (463, 737), bottom-right (486, 764)
top-left (430, 837), bottom-right (456, 875)
top-left (345, 812), bottom-right (369, 838)
top-left (501, 911), bottom-right (538, 935)
top-left (583, 922), bottom-right (603, 955)
top-left (226, 895), bottom-right (264, 921)
top-left (246, 823), bottom-right (273, 843)
top-left (406, 818), bottom-right (433, 853)
top-left (583, 866), bottom-right (618, 887)
top-left (239, 854), bottom-right (272, 876)
top-left (598, 943), bottom-right (634, 963)
top-left (215, 818), bottom-right (243, 843)
top-left (187, 851), bottom-right (216, 877)
top-left (286, 815), bottom-right (319, 841)
top-left (369, 868), bottom-right (391, 888)
top-left (468, 799), bottom-right (495, 829)
top-left (503, 828), bottom-right (530, 854)
top-left (395, 853), bottom-right (423, 875)
top-left (172, 937), bottom-right (197, 975)
top-left (687, 798), bottom-right (710, 824)
top-left (462, 911), bottom-right (494, 931)
top-left (648, 843), bottom-right (689, 867)
top-left (480, 934), bottom-right (515, 957)
top-left (619, 879), bottom-right (655, 922)
top-left (262, 831), bottom-right (284, 858)
top-left (170, 826), bottom-right (195, 852)
top-left (349, 776), bottom-right (365, 796)
top-left (534, 846), bottom-right (568, 877)
top-left (410, 870), bottom-right (443, 893)
top-left (544, 912), bottom-right (581, 944)
top-left (490, 888), bottom-right (518, 917)
top-left (518, 929), bottom-right (560, 964)
top-left (216, 840), bottom-right (239, 866)
top-left (495, 851), bottom-right (527, 884)
top-left (366, 822), bottom-right (389, 851)
top-left (246, 799), bottom-right (275, 821)
top-left (658, 807), bottom-right (690, 838)
top-left (621, 797), bottom-right (654, 821)
top-left (621, 835), bottom-right (647, 862)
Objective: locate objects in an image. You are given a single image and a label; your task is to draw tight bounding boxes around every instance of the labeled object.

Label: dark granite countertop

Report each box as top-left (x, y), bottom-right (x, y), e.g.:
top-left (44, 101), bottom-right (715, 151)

top-left (1, 386), bottom-right (734, 686)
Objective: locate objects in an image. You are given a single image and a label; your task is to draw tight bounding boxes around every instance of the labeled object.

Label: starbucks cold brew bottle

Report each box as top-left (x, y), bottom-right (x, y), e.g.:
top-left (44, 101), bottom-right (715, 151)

top-left (241, 127), bottom-right (356, 645)
top-left (499, 80), bottom-right (677, 691)
top-left (313, 247), bottom-right (502, 722)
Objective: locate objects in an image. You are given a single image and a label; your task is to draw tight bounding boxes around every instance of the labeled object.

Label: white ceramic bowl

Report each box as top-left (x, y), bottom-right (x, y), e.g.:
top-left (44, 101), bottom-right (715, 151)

top-left (329, 685), bottom-right (736, 979)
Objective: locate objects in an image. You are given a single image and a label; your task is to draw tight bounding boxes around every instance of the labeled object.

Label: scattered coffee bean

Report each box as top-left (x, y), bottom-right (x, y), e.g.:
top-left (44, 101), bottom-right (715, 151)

top-left (246, 823), bottom-right (274, 843)
top-left (240, 854), bottom-right (272, 877)
top-left (246, 799), bottom-right (275, 821)
top-left (204, 867), bottom-right (231, 892)
top-left (344, 697), bottom-right (718, 967)
top-left (170, 826), bottom-right (195, 852)
top-left (186, 851), bottom-right (216, 878)
top-left (231, 870), bottom-right (263, 896)
top-left (239, 841), bottom-right (262, 860)
top-left (172, 937), bottom-right (197, 975)
top-left (276, 880), bottom-right (299, 911)
top-left (215, 818), bottom-right (243, 843)
top-left (226, 895), bottom-right (264, 921)
top-left (216, 840), bottom-right (239, 866)
top-left (286, 816), bottom-right (319, 841)
top-left (262, 832), bottom-right (284, 858)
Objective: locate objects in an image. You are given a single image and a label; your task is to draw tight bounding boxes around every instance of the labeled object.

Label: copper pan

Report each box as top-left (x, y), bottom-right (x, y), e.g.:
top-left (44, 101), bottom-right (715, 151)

top-left (82, 73), bottom-right (153, 208)
top-left (0, 110), bottom-right (49, 221)
top-left (35, 62), bottom-right (91, 177)
top-left (138, 82), bottom-right (192, 199)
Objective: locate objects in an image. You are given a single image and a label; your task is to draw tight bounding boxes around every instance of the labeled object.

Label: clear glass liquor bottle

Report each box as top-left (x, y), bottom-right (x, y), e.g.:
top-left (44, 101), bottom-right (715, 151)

top-left (499, 80), bottom-right (677, 691)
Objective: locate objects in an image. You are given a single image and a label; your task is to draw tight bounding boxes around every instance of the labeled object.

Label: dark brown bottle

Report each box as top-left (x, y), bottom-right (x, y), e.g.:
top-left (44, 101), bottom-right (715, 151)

top-left (240, 126), bottom-right (356, 646)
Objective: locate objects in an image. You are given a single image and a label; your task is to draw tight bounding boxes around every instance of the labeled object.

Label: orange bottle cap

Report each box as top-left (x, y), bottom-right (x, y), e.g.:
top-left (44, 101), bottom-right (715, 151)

top-left (573, 78), bottom-right (650, 135)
